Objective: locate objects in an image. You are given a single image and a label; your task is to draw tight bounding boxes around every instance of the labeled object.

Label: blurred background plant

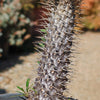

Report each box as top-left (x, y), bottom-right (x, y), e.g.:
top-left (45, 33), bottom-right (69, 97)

top-left (82, 0), bottom-right (100, 30)
top-left (0, 0), bottom-right (34, 58)
top-left (0, 0), bottom-right (100, 59)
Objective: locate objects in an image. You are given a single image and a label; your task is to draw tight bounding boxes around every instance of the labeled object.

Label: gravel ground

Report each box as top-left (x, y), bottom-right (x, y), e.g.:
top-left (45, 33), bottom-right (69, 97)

top-left (0, 31), bottom-right (100, 100)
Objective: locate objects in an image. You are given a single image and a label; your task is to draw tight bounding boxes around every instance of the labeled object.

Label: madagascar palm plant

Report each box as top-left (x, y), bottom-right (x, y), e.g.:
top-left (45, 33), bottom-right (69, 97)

top-left (28, 0), bottom-right (82, 99)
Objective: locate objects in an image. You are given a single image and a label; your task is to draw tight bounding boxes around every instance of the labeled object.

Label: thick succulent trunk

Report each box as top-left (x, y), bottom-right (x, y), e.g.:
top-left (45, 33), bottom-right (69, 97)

top-left (31, 0), bottom-right (81, 100)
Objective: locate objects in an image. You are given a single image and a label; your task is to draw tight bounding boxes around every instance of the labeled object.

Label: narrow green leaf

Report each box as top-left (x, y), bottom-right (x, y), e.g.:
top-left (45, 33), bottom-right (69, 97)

top-left (26, 78), bottom-right (30, 92)
top-left (32, 88), bottom-right (38, 94)
top-left (41, 37), bottom-right (46, 41)
top-left (37, 61), bottom-right (40, 64)
top-left (16, 91), bottom-right (24, 95)
top-left (40, 29), bottom-right (46, 33)
top-left (38, 43), bottom-right (45, 48)
top-left (17, 86), bottom-right (25, 93)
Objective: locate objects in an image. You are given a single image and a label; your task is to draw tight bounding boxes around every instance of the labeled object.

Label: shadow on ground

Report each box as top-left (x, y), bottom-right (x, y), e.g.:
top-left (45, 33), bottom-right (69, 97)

top-left (0, 52), bottom-right (35, 72)
top-left (0, 89), bottom-right (6, 94)
top-left (67, 97), bottom-right (78, 100)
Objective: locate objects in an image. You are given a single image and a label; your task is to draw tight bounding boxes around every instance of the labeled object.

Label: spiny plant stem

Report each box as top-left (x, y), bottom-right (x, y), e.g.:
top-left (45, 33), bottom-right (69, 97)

top-left (29, 0), bottom-right (82, 100)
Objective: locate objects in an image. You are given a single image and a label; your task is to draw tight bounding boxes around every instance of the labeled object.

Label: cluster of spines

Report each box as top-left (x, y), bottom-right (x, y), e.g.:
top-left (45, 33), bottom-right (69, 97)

top-left (30, 0), bottom-right (82, 100)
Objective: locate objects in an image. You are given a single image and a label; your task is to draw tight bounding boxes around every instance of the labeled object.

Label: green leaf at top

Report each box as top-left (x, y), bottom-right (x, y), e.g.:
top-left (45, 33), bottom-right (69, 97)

top-left (37, 61), bottom-right (40, 64)
top-left (41, 37), bottom-right (46, 42)
top-left (17, 86), bottom-right (25, 93)
top-left (40, 29), bottom-right (47, 33)
top-left (38, 43), bottom-right (45, 48)
top-left (26, 78), bottom-right (30, 92)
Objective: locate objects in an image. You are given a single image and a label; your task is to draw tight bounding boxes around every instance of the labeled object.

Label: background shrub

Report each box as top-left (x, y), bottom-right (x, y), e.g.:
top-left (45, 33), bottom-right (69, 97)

top-left (82, 0), bottom-right (100, 30)
top-left (0, 0), bottom-right (34, 58)
top-left (0, 0), bottom-right (100, 58)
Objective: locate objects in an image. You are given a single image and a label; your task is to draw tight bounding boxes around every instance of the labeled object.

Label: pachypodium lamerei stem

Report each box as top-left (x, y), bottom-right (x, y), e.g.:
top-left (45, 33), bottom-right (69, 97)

top-left (30, 0), bottom-right (82, 100)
